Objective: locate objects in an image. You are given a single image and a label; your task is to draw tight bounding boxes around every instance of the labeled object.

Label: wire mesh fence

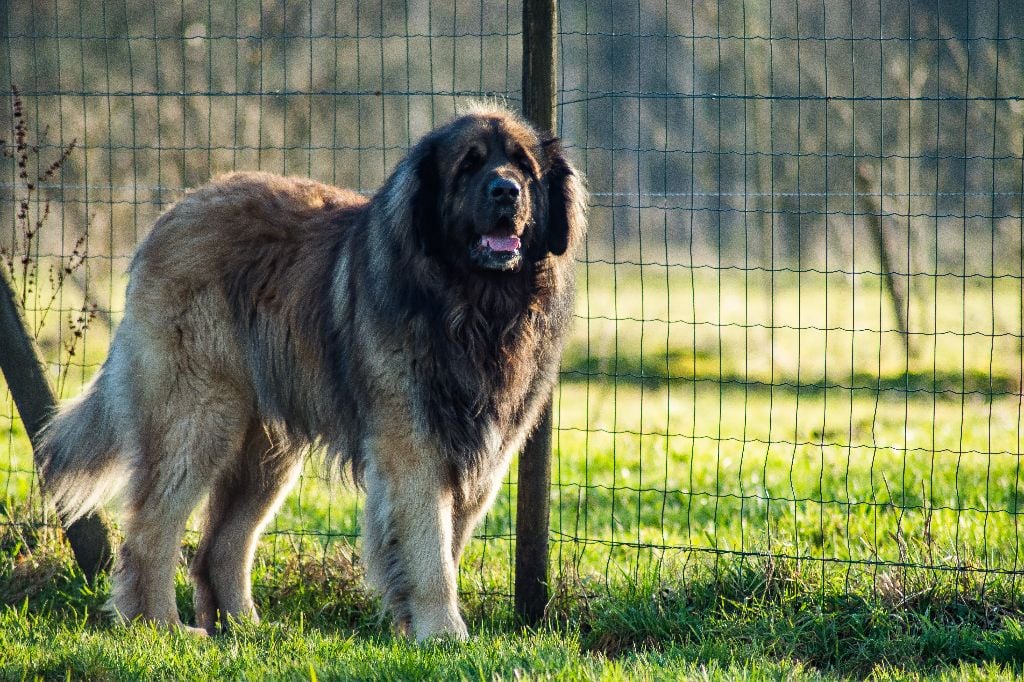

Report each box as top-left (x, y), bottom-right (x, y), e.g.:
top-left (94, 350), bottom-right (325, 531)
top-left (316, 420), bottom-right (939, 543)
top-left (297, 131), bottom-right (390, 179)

top-left (2, 0), bottom-right (1022, 608)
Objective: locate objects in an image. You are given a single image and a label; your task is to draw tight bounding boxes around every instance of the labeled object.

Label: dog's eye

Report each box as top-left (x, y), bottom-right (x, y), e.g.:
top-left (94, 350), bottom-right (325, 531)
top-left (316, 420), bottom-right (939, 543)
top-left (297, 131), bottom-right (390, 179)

top-left (514, 153), bottom-right (535, 177)
top-left (460, 149), bottom-right (482, 174)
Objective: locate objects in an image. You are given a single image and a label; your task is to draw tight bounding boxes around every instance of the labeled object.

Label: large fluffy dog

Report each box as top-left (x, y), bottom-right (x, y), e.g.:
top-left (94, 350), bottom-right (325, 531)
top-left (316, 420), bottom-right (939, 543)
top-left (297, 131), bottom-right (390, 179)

top-left (38, 104), bottom-right (585, 640)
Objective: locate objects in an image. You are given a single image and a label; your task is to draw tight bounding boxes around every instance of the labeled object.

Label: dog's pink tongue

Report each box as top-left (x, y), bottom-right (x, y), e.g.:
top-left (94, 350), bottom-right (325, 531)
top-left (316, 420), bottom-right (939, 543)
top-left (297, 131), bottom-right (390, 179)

top-left (482, 234), bottom-right (521, 252)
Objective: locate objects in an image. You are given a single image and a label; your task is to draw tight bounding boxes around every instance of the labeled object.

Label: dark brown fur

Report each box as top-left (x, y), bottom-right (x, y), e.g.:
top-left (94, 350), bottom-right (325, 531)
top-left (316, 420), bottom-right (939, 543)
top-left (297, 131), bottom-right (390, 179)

top-left (37, 104), bottom-right (586, 640)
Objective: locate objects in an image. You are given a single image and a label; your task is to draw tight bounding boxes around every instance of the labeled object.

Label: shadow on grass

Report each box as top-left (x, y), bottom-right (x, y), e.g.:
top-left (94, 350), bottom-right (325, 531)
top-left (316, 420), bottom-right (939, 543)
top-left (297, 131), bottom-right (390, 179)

top-left (549, 552), bottom-right (1024, 677)
top-left (4, 523), bottom-right (1023, 678)
top-left (560, 350), bottom-right (1022, 399)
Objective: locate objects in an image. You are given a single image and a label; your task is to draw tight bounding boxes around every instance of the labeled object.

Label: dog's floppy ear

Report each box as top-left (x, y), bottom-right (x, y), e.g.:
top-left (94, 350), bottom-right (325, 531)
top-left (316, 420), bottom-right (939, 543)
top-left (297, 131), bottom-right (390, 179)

top-left (407, 139), bottom-right (450, 261)
top-left (411, 139), bottom-right (441, 231)
top-left (379, 135), bottom-right (440, 240)
top-left (543, 138), bottom-right (587, 256)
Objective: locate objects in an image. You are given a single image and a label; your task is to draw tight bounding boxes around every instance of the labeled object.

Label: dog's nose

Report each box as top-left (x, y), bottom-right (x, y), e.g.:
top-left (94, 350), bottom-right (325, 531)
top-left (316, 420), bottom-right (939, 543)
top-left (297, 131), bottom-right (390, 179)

top-left (488, 177), bottom-right (520, 204)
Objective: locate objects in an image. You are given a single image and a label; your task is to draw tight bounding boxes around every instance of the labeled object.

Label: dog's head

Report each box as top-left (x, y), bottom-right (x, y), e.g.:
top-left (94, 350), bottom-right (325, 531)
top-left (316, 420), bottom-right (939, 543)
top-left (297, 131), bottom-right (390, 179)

top-left (389, 105), bottom-right (586, 274)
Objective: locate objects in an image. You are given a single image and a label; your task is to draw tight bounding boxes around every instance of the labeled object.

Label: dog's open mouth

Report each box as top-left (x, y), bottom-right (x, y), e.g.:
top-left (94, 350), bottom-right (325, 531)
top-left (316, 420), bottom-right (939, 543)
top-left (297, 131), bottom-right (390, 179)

top-left (471, 230), bottom-right (523, 271)
top-left (481, 233), bottom-right (520, 253)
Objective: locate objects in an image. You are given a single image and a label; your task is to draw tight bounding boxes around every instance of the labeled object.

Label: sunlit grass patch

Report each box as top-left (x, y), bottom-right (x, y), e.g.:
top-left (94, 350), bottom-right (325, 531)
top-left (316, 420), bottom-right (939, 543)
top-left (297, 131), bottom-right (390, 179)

top-left (2, 268), bottom-right (1022, 677)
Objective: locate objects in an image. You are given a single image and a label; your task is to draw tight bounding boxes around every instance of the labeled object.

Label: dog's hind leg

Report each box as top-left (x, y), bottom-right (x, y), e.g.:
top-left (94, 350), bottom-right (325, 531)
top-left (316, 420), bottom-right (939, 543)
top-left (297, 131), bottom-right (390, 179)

top-left (451, 482), bottom-right (502, 570)
top-left (361, 436), bottom-right (468, 642)
top-left (190, 424), bottom-right (303, 633)
top-left (110, 402), bottom-right (250, 631)
top-left (451, 444), bottom-right (516, 567)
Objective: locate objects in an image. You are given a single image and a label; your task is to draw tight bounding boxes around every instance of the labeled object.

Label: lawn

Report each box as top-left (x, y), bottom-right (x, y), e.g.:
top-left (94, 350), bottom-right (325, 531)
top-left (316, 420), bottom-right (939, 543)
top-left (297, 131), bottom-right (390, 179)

top-left (1, 264), bottom-right (1023, 680)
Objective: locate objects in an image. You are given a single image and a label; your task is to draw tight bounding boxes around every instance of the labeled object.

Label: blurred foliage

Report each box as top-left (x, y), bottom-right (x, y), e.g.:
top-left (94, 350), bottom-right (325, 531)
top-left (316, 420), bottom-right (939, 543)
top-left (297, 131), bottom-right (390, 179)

top-left (2, 0), bottom-right (1022, 274)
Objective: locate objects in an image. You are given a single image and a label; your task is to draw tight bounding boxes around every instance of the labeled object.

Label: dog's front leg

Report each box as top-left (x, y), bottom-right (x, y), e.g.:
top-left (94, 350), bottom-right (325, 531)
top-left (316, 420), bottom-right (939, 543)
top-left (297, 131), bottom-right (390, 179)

top-left (361, 440), bottom-right (468, 642)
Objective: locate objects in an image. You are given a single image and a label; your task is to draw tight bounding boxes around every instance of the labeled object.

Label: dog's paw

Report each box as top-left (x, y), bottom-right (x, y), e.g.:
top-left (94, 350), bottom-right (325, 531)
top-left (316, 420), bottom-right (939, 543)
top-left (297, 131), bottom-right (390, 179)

top-left (179, 624), bottom-right (212, 638)
top-left (413, 609), bottom-right (469, 643)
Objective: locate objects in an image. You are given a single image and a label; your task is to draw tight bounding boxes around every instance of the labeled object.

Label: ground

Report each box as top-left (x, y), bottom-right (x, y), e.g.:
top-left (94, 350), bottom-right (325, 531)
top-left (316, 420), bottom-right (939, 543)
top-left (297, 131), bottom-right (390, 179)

top-left (1, 266), bottom-right (1023, 679)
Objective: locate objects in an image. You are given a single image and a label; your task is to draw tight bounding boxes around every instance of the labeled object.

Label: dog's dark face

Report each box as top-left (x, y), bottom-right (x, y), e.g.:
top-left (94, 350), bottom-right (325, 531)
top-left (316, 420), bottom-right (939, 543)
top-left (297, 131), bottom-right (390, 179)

top-left (412, 109), bottom-right (584, 274)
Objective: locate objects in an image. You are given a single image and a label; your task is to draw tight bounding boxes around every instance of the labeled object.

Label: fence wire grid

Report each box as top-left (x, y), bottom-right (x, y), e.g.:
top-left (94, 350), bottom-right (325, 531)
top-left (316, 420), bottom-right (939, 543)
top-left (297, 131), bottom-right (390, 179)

top-left (2, 0), bottom-right (1023, 605)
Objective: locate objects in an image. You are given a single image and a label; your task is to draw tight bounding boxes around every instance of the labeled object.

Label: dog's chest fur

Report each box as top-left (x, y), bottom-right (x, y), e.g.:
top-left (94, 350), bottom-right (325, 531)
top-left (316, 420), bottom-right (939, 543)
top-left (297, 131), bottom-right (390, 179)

top-left (371, 265), bottom-right (565, 473)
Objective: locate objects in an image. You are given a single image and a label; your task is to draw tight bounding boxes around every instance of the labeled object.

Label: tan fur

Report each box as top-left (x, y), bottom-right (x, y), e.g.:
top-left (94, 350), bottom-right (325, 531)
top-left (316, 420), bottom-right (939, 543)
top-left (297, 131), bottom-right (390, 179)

top-left (37, 105), bottom-right (586, 641)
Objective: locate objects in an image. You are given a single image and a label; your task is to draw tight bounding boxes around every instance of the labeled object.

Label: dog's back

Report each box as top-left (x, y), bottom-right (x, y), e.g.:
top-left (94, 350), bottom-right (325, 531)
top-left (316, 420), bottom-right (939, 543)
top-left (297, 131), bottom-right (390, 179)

top-left (38, 172), bottom-right (367, 524)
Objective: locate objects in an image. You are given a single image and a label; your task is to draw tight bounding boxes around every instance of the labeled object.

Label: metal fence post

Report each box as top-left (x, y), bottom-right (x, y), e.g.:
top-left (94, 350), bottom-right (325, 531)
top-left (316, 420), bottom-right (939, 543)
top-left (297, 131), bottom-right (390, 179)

top-left (515, 0), bottom-right (557, 626)
top-left (0, 264), bottom-right (113, 582)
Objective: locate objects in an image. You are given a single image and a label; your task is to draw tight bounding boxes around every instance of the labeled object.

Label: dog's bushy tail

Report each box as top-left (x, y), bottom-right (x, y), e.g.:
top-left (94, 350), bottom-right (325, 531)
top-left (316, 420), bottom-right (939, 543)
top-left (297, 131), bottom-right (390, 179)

top-left (37, 370), bottom-right (128, 522)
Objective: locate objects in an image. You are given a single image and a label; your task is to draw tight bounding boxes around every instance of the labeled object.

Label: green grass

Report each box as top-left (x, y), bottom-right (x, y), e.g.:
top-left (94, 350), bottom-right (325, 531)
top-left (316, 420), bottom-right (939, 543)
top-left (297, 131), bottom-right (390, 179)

top-left (2, 265), bottom-right (1023, 679)
top-left (0, 535), bottom-right (1021, 680)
